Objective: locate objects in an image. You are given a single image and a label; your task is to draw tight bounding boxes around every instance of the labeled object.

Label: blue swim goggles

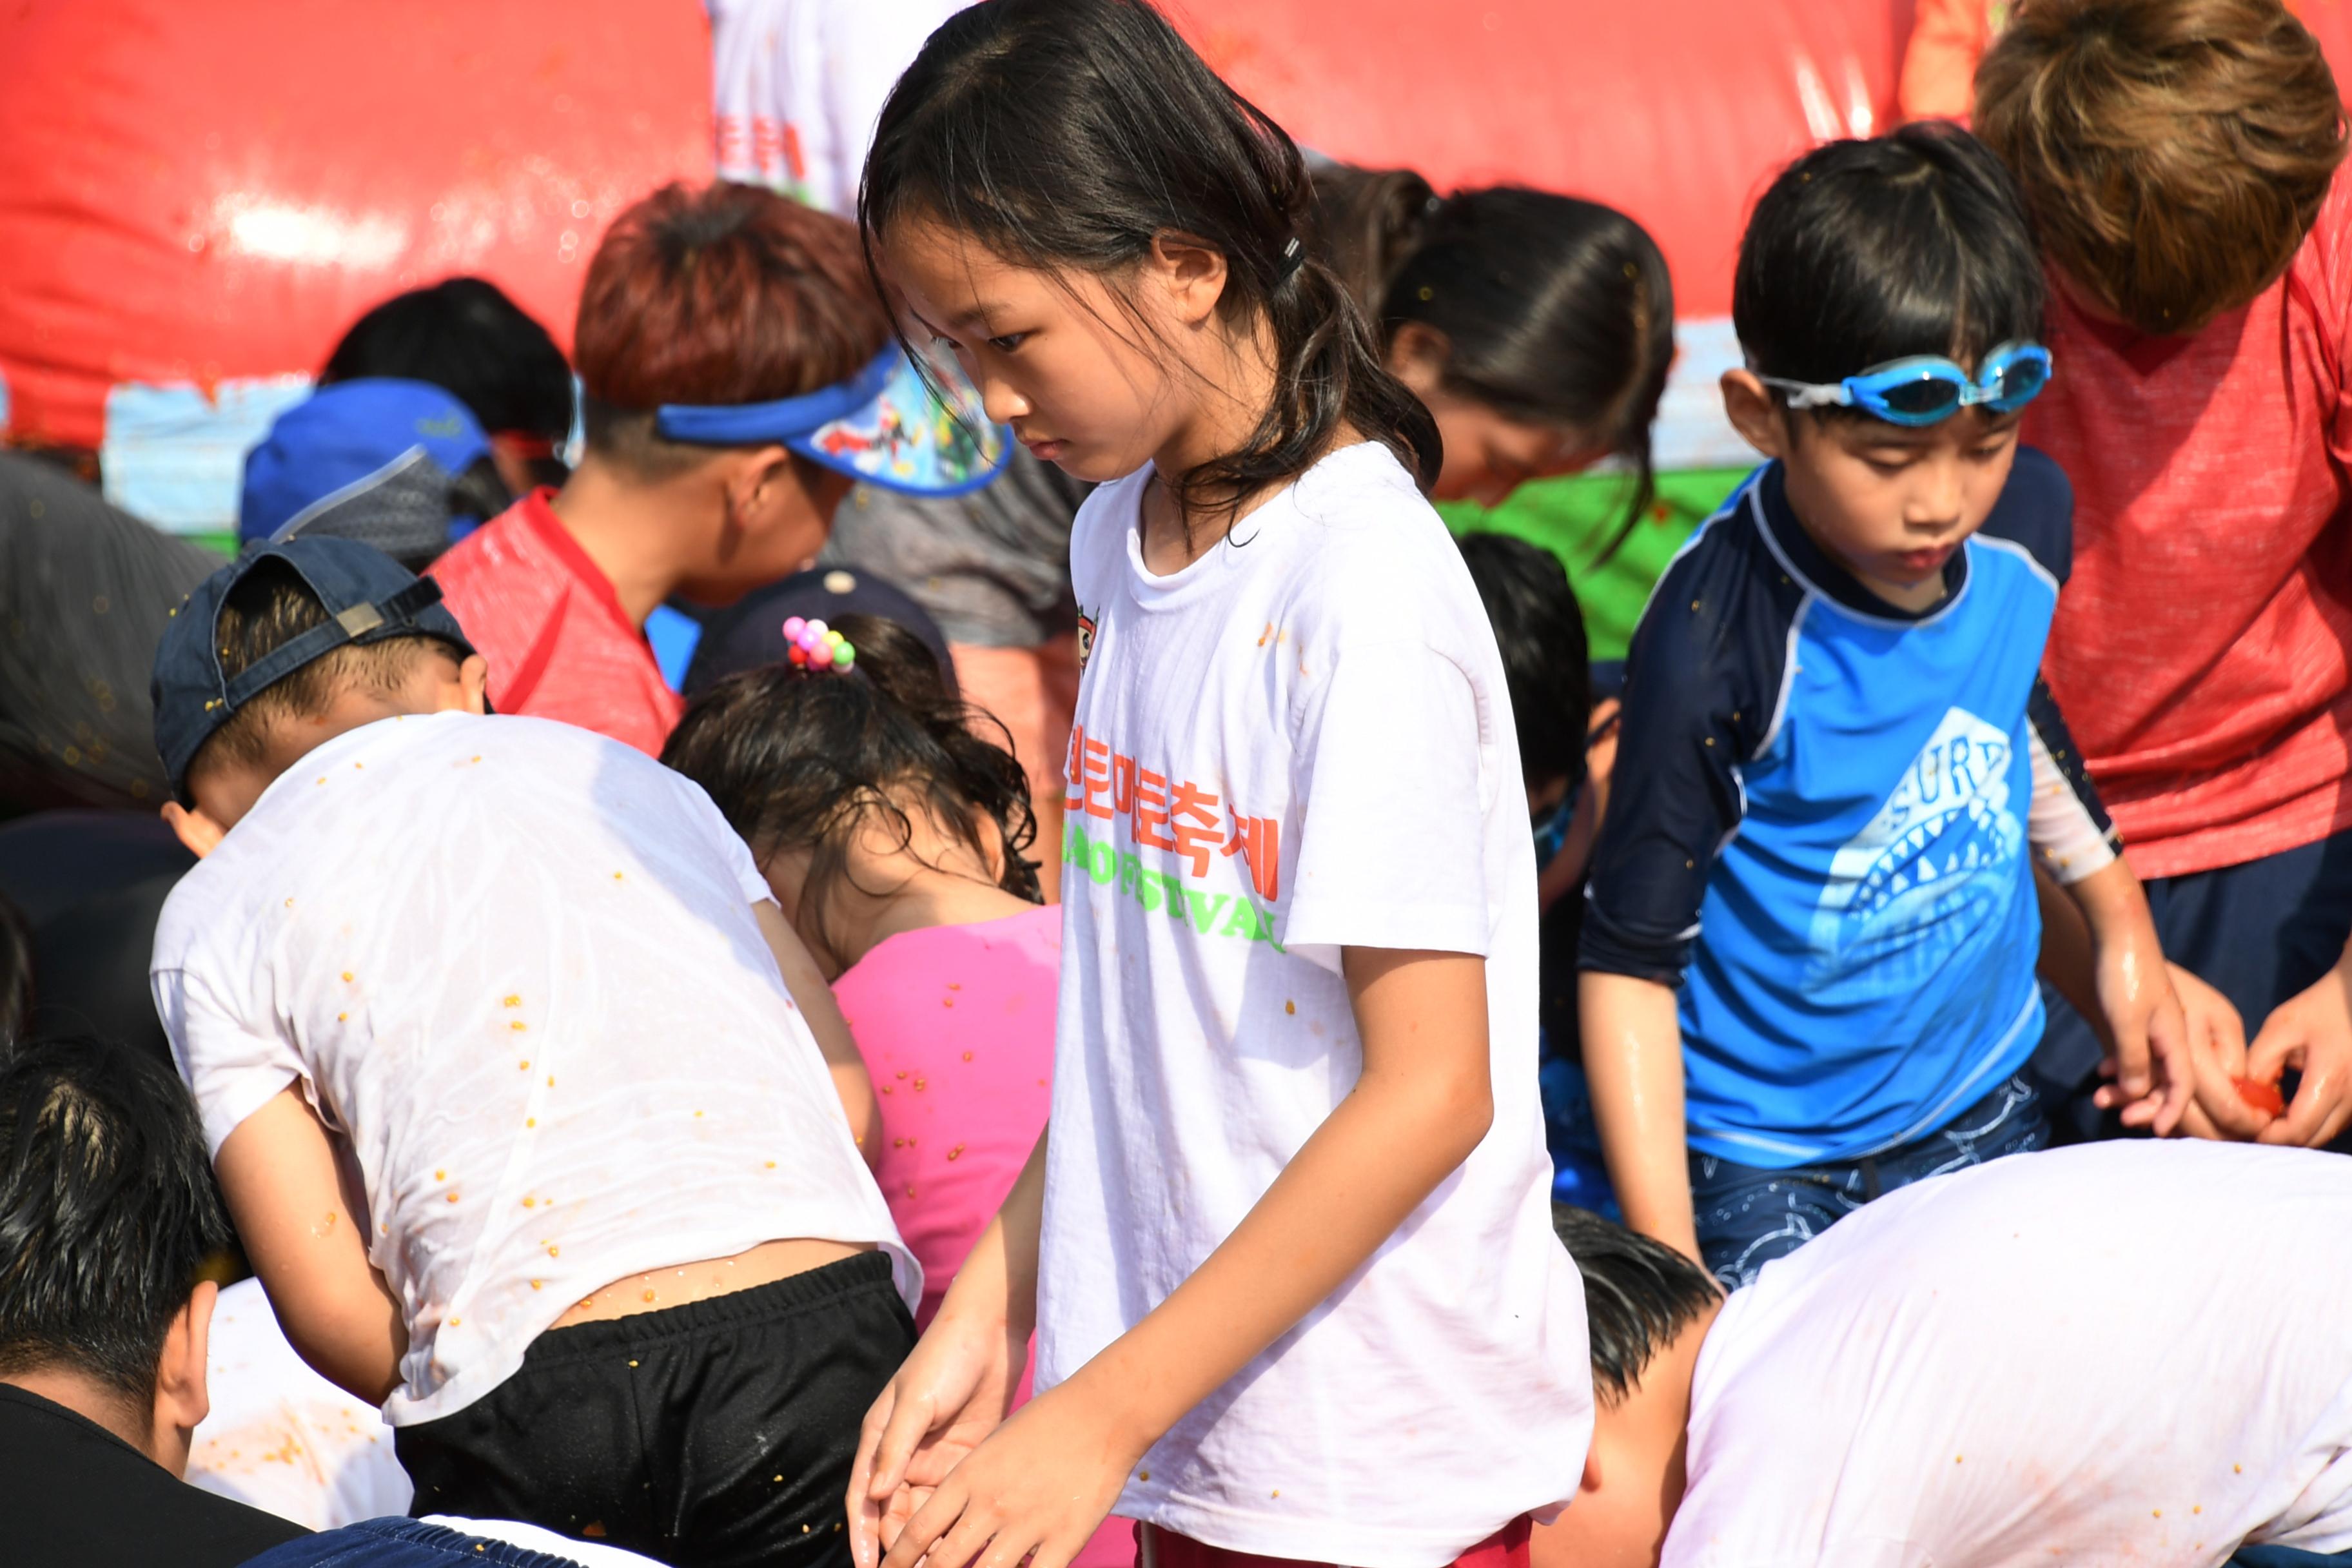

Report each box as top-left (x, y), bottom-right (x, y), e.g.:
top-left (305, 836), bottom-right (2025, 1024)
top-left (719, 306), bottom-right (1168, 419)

top-left (1758, 340), bottom-right (2053, 426)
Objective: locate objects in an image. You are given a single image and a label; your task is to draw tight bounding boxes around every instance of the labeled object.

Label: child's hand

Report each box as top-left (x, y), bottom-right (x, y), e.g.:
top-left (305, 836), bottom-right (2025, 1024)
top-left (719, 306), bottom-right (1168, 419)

top-left (2244, 955), bottom-right (2352, 1148)
top-left (2087, 929), bottom-right (2191, 1135)
top-left (874, 1378), bottom-right (1139, 1568)
top-left (849, 1302), bottom-right (1028, 1568)
top-left (2159, 964), bottom-right (2273, 1142)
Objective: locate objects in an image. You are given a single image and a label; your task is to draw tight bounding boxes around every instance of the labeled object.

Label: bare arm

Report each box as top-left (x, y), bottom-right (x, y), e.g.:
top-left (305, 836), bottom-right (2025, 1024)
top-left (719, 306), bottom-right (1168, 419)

top-left (213, 1084), bottom-right (406, 1405)
top-left (1581, 970), bottom-right (1699, 1263)
top-left (757, 899), bottom-right (883, 1166)
top-left (856, 948), bottom-right (1496, 1568)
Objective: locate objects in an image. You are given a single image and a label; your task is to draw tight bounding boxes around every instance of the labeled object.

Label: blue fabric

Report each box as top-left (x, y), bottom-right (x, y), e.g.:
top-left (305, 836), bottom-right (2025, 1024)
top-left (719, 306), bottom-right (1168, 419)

top-left (1587, 458), bottom-right (2072, 1168)
top-left (643, 603), bottom-right (703, 693)
top-left (1690, 1072), bottom-right (2049, 1288)
top-left (240, 380), bottom-right (489, 543)
top-left (2232, 1547), bottom-right (2352, 1565)
top-left (1540, 1055), bottom-right (1620, 1219)
top-left (2034, 825), bottom-right (2352, 1143)
top-left (240, 1516), bottom-right (600, 1567)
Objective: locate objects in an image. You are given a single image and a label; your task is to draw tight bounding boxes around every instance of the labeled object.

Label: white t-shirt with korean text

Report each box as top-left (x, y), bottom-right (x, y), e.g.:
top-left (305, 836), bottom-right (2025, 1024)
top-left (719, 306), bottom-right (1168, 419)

top-left (152, 711), bottom-right (916, 1425)
top-left (1668, 1141), bottom-right (2352, 1567)
top-left (1035, 442), bottom-right (1591, 1565)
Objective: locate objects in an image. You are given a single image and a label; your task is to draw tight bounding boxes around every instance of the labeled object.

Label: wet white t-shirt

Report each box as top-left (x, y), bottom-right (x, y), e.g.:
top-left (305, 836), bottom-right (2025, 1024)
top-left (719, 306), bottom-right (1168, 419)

top-left (708, 0), bottom-right (966, 216)
top-left (153, 712), bottom-right (916, 1425)
top-left (1036, 443), bottom-right (1591, 1565)
top-left (1669, 1141), bottom-right (2352, 1567)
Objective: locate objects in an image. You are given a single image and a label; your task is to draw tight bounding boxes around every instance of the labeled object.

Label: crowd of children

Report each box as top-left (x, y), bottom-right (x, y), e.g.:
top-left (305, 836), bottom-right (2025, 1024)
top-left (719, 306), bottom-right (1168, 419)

top-left (3, 0), bottom-right (2352, 1565)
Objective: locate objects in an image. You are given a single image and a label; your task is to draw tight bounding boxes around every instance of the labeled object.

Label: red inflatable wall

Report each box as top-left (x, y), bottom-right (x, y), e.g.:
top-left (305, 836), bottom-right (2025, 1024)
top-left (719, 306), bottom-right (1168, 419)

top-left (0, 0), bottom-right (714, 453)
top-left (1176, 0), bottom-right (1919, 320)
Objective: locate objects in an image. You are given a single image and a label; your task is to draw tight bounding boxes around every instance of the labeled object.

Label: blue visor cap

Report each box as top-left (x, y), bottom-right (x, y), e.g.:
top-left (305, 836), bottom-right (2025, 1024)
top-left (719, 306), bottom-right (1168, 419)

top-left (654, 345), bottom-right (1012, 498)
top-left (152, 535), bottom-right (478, 803)
top-left (242, 378), bottom-right (492, 544)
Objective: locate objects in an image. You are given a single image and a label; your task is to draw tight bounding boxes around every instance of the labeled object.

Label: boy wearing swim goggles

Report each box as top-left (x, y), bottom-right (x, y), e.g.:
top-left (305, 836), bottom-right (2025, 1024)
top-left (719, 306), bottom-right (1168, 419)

top-left (1578, 124), bottom-right (2199, 1288)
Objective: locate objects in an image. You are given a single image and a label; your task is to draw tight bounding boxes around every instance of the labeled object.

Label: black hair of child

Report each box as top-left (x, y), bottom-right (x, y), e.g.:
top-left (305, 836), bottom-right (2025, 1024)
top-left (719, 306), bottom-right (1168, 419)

top-left (1554, 1202), bottom-right (1721, 1407)
top-left (323, 277), bottom-right (575, 484)
top-left (1734, 122), bottom-right (2045, 401)
top-left (662, 614), bottom-right (1042, 972)
top-left (1386, 190), bottom-right (1676, 556)
top-left (1456, 533), bottom-right (1591, 798)
top-left (859, 0), bottom-right (1441, 534)
top-left (0, 1035), bottom-right (233, 1408)
top-left (0, 893), bottom-right (28, 1051)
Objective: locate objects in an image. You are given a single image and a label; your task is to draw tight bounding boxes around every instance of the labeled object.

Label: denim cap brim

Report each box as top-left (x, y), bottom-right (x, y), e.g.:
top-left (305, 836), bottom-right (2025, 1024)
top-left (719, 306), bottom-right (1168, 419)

top-left (152, 535), bottom-right (476, 803)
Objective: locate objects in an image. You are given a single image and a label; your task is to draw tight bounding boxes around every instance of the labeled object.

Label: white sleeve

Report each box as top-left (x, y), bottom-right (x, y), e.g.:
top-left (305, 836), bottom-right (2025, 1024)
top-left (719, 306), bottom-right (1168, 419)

top-left (151, 963), bottom-right (304, 1158)
top-left (2027, 728), bottom-right (2117, 886)
top-left (1277, 623), bottom-right (1494, 972)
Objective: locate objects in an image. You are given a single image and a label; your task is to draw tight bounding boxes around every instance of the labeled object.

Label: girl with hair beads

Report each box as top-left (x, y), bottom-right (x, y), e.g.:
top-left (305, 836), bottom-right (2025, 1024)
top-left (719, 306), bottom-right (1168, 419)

top-left (663, 617), bottom-right (1133, 1568)
top-left (844, 4), bottom-right (1591, 1567)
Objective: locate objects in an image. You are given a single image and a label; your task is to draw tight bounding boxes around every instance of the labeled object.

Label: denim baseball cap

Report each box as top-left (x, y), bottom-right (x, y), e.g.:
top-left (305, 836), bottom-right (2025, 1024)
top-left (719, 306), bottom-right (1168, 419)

top-left (240, 378), bottom-right (493, 549)
top-left (152, 536), bottom-right (476, 803)
top-left (654, 345), bottom-right (1012, 498)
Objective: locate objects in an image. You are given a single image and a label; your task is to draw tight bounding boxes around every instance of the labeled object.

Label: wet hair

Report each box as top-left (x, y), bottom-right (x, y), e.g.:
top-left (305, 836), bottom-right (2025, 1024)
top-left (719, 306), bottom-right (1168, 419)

top-left (1735, 123), bottom-right (2045, 413)
top-left (1976, 0), bottom-right (2347, 335)
top-left (574, 182), bottom-right (894, 480)
top-left (0, 1035), bottom-right (233, 1411)
top-left (0, 894), bottom-right (29, 1051)
top-left (1377, 187), bottom-right (1674, 553)
top-left (322, 277), bottom-right (575, 444)
top-left (1554, 1204), bottom-right (1721, 1407)
top-left (661, 614), bottom-right (1041, 971)
top-left (190, 558), bottom-right (460, 788)
top-left (1456, 533), bottom-right (1589, 794)
top-left (860, 0), bottom-right (1440, 535)
top-left (1304, 163), bottom-right (1441, 315)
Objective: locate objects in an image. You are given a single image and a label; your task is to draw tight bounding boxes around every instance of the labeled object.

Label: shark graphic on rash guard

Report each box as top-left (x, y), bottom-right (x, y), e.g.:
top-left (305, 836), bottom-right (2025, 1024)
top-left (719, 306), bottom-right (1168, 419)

top-left (1808, 707), bottom-right (2023, 994)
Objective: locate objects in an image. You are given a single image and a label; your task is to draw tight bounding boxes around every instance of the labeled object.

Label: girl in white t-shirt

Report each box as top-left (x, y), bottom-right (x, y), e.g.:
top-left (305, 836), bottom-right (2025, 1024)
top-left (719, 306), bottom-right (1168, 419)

top-left (844, 5), bottom-right (1592, 1568)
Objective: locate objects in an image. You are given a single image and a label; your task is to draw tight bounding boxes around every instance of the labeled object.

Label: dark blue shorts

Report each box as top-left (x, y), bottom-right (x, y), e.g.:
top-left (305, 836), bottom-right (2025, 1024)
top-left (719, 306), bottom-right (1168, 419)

top-left (1689, 1073), bottom-right (2050, 1289)
top-left (2032, 826), bottom-right (2352, 1142)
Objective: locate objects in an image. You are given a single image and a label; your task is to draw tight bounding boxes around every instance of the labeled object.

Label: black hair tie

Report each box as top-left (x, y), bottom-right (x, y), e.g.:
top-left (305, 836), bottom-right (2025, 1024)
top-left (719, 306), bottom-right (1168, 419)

top-left (1275, 235), bottom-right (1305, 285)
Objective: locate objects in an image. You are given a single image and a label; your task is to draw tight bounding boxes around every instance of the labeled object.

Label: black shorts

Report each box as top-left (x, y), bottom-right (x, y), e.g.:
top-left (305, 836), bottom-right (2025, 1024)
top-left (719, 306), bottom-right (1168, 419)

top-left (395, 1251), bottom-right (914, 1568)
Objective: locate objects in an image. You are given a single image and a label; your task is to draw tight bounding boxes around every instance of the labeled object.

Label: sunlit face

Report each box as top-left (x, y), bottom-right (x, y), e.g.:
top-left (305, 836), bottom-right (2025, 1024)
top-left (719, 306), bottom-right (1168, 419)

top-left (1411, 379), bottom-right (1610, 507)
top-left (674, 457), bottom-right (854, 607)
top-left (1777, 409), bottom-right (2021, 597)
top-left (877, 217), bottom-right (1195, 484)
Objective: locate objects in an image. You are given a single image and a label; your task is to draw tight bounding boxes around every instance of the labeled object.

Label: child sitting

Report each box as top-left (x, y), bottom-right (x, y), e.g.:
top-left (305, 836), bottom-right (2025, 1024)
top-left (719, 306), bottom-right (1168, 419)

top-left (146, 536), bottom-right (917, 1568)
top-left (662, 618), bottom-right (1133, 1568)
top-left (1580, 123), bottom-right (2195, 1286)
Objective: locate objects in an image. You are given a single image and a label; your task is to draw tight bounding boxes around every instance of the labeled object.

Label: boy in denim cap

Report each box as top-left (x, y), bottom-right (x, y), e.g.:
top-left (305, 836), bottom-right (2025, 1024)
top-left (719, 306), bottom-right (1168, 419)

top-left (1580, 124), bottom-right (2200, 1286)
top-left (147, 537), bottom-right (915, 1567)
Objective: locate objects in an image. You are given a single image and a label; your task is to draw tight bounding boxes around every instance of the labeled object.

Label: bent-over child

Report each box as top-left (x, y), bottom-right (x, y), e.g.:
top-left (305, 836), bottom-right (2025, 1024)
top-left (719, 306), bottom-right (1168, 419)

top-left (146, 536), bottom-right (918, 1568)
top-left (663, 618), bottom-right (1132, 1568)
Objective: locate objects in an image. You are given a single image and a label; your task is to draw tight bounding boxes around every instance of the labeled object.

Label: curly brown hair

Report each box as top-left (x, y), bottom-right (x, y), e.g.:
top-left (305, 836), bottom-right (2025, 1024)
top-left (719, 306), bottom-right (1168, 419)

top-left (1975, 0), bottom-right (2347, 335)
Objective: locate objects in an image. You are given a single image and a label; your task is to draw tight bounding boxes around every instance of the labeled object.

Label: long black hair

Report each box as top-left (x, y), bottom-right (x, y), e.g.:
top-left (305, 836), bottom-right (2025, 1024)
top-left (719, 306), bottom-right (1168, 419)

top-left (660, 615), bottom-right (1041, 973)
top-left (1735, 122), bottom-right (2045, 401)
top-left (859, 0), bottom-right (1440, 534)
top-left (1309, 171), bottom-right (1676, 558)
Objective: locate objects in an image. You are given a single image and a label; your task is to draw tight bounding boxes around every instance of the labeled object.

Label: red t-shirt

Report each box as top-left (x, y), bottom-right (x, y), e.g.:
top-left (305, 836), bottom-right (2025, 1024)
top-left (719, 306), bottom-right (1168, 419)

top-left (429, 489), bottom-right (685, 757)
top-left (2029, 168), bottom-right (2352, 879)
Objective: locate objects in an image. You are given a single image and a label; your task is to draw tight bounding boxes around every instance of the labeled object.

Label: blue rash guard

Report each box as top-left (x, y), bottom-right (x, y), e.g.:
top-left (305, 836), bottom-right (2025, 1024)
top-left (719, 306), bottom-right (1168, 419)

top-left (1580, 451), bottom-right (2117, 1168)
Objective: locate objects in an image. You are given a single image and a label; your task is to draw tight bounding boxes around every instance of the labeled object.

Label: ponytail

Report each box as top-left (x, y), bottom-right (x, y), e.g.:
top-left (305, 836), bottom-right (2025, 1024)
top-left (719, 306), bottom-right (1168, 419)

top-left (860, 0), bottom-right (1440, 535)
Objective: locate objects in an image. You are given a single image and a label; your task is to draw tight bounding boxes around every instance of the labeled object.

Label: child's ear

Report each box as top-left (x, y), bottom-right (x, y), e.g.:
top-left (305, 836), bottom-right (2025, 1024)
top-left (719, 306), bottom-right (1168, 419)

top-left (1386, 320), bottom-right (1453, 397)
top-left (160, 801), bottom-right (227, 861)
top-left (451, 654), bottom-right (491, 716)
top-left (150, 1277), bottom-right (217, 1471)
top-left (1150, 230), bottom-right (1231, 326)
top-left (1720, 369), bottom-right (1789, 460)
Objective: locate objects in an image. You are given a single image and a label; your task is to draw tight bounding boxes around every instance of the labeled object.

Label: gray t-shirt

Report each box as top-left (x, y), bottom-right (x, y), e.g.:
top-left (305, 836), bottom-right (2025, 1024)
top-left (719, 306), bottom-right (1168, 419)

top-left (820, 445), bottom-right (1086, 649)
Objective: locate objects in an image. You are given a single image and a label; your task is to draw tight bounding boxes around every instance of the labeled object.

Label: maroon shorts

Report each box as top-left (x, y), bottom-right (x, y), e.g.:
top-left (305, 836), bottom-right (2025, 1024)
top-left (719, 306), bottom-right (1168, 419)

top-left (1137, 1516), bottom-right (1531, 1568)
